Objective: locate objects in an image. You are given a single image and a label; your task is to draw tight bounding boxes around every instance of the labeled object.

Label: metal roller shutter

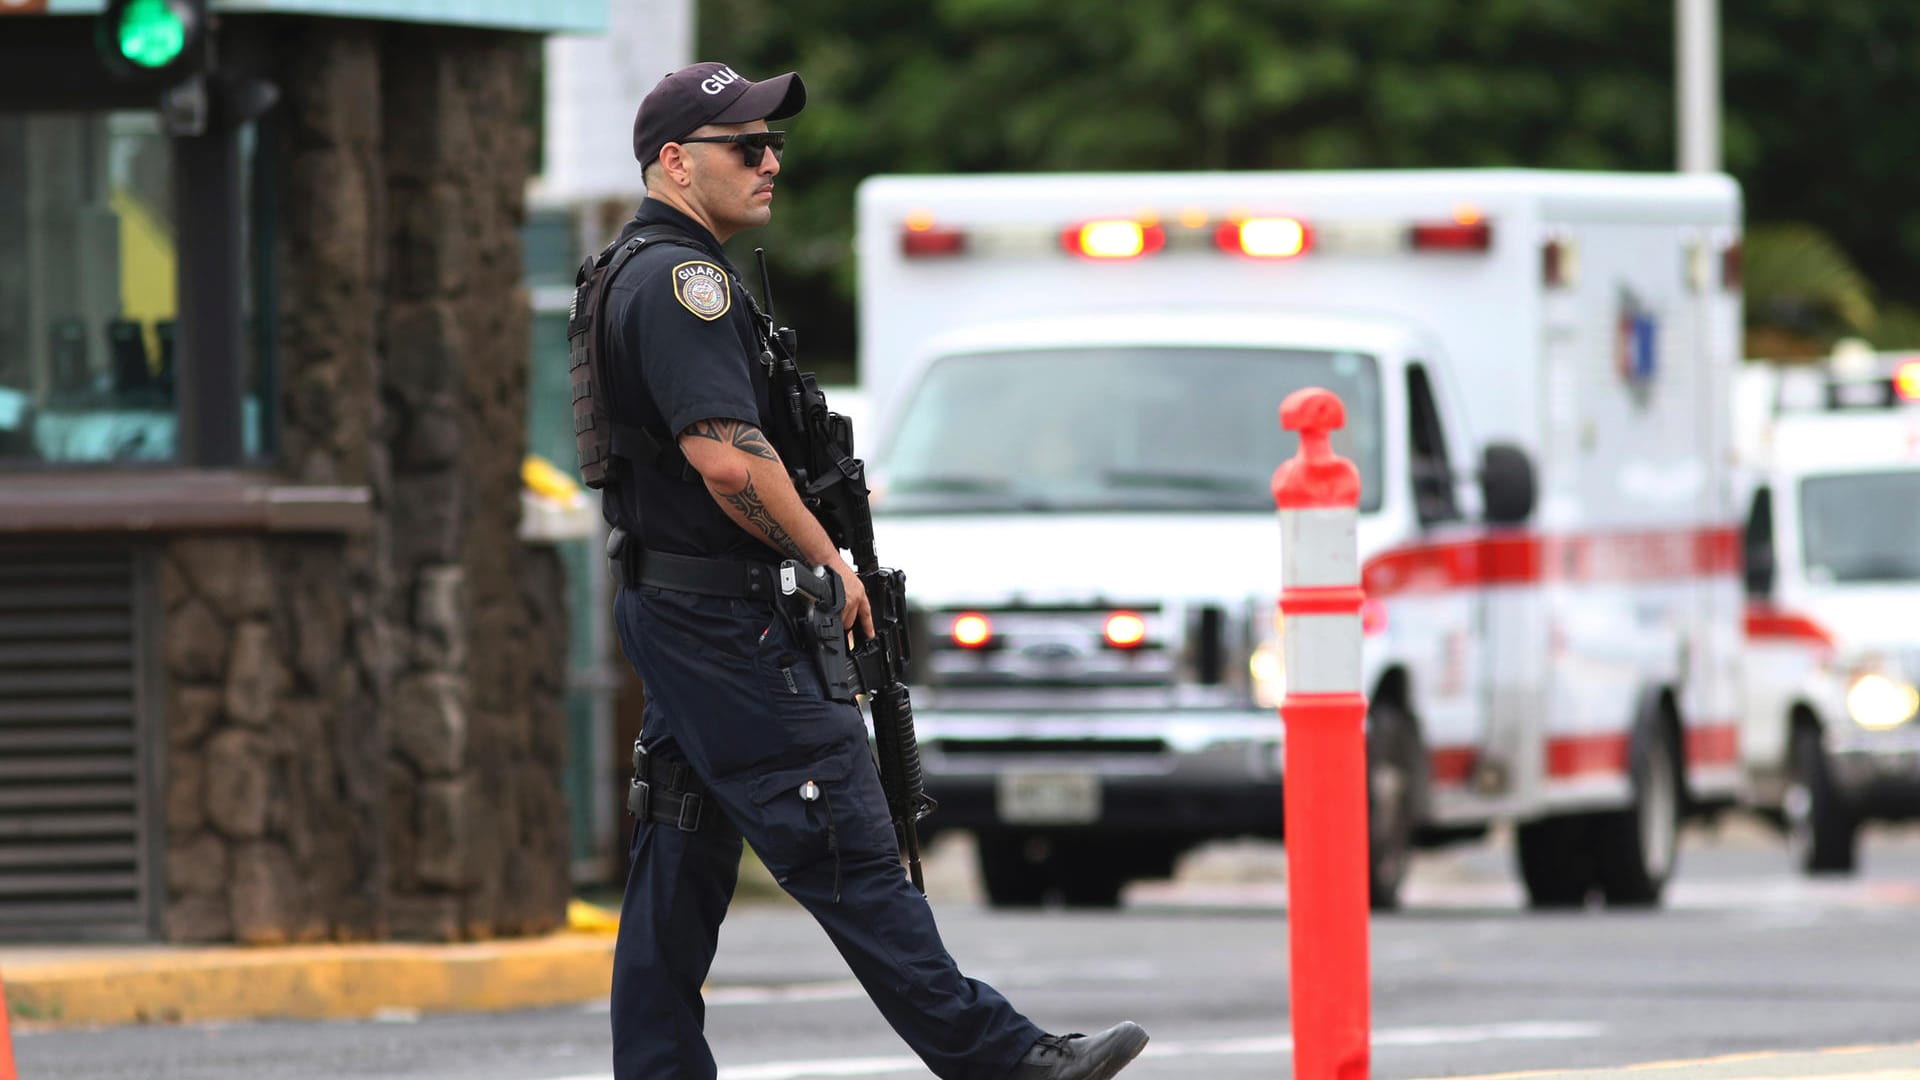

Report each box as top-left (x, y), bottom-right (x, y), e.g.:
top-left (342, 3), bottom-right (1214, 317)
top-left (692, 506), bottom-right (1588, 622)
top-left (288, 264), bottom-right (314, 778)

top-left (0, 543), bottom-right (155, 940)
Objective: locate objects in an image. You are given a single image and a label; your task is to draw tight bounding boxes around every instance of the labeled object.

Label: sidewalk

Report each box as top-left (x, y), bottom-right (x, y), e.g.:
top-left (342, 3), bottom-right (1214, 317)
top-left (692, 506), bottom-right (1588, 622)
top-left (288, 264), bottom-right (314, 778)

top-left (0, 901), bottom-right (619, 1029)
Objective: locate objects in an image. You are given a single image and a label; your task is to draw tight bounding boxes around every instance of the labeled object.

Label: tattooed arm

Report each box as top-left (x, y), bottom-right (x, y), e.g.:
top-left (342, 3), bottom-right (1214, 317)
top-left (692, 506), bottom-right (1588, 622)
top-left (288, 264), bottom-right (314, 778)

top-left (679, 418), bottom-right (815, 559)
top-left (678, 418), bottom-right (873, 635)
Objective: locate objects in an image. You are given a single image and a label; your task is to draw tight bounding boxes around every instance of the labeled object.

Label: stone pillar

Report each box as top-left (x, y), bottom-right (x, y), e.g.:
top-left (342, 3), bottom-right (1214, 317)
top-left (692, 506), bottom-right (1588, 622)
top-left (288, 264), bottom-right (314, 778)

top-left (157, 18), bottom-right (568, 944)
top-left (376, 24), bottom-right (566, 941)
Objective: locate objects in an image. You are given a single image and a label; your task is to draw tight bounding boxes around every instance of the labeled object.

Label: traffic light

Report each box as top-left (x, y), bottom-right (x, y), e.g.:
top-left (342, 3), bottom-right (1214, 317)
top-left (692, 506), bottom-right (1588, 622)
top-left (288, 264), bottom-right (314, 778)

top-left (96, 0), bottom-right (205, 84)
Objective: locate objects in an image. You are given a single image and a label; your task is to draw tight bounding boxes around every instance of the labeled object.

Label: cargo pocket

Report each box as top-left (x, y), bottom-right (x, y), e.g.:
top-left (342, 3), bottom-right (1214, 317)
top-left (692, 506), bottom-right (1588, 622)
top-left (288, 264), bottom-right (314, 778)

top-left (745, 752), bottom-right (853, 900)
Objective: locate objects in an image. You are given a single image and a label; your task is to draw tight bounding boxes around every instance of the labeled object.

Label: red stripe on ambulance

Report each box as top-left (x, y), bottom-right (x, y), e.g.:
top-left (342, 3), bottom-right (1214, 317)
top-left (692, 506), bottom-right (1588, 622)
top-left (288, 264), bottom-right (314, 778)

top-left (1428, 722), bottom-right (1739, 786)
top-left (1685, 723), bottom-right (1741, 766)
top-left (1744, 607), bottom-right (1834, 649)
top-left (1362, 526), bottom-right (1740, 596)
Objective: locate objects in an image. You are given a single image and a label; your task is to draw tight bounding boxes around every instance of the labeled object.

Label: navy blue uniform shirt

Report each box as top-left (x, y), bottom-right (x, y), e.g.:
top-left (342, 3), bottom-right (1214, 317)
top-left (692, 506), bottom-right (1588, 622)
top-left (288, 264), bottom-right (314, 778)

top-left (601, 198), bottom-right (779, 563)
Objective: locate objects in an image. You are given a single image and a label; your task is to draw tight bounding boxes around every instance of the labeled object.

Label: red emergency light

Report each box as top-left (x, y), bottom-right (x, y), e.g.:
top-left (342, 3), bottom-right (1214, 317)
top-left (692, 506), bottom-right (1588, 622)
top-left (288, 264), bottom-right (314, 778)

top-left (1215, 217), bottom-right (1311, 259)
top-left (951, 612), bottom-right (994, 649)
top-left (1061, 219), bottom-right (1166, 260)
top-left (1896, 359), bottom-right (1920, 402)
top-left (1409, 221), bottom-right (1493, 252)
top-left (1542, 238), bottom-right (1572, 288)
top-left (1103, 611), bottom-right (1148, 649)
top-left (901, 224), bottom-right (966, 258)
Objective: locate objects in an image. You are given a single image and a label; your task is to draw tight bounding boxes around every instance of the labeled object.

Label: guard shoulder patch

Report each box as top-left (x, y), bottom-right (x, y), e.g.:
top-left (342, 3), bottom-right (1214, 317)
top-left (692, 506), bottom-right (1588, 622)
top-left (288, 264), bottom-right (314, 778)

top-left (671, 260), bottom-right (732, 321)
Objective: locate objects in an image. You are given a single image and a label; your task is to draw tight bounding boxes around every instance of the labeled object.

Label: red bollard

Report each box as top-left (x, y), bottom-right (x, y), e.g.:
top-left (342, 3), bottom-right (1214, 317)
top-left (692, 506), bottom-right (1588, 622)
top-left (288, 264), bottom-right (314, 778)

top-left (0, 970), bottom-right (17, 1080)
top-left (1271, 388), bottom-right (1370, 1080)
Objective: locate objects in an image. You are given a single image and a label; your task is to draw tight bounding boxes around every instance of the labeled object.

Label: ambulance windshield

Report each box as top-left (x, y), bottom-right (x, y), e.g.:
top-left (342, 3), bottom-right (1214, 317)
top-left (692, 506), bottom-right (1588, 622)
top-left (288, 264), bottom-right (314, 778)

top-left (874, 346), bottom-right (1382, 513)
top-left (1800, 470), bottom-right (1920, 583)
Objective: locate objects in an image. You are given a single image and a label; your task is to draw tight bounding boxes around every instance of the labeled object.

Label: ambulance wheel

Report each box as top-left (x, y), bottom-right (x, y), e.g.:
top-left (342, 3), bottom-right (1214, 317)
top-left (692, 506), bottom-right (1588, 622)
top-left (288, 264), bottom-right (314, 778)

top-left (1787, 727), bottom-right (1857, 875)
top-left (1367, 701), bottom-right (1426, 911)
top-left (1516, 816), bottom-right (1595, 909)
top-left (1595, 719), bottom-right (1681, 907)
top-left (976, 831), bottom-right (1050, 908)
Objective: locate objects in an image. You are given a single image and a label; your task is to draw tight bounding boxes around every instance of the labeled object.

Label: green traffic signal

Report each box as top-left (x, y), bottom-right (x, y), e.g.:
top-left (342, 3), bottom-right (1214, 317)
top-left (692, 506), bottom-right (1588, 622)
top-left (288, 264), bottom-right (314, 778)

top-left (114, 0), bottom-right (189, 70)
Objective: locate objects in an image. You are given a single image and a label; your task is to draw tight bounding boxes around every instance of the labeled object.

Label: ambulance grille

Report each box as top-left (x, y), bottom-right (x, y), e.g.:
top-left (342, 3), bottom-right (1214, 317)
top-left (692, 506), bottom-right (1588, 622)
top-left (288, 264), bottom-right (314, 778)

top-left (0, 544), bottom-right (154, 940)
top-left (919, 605), bottom-right (1176, 689)
top-left (935, 738), bottom-right (1168, 756)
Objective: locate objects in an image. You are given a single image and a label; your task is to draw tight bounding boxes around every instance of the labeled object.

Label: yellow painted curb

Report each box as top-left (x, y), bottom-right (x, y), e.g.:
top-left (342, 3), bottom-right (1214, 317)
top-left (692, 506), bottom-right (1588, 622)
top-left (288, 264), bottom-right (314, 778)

top-left (0, 932), bottom-right (614, 1029)
top-left (566, 898), bottom-right (621, 935)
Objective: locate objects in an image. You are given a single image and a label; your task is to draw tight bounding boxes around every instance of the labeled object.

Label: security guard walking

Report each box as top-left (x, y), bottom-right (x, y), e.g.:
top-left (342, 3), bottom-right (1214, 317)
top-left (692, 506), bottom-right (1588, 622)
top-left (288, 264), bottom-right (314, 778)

top-left (595, 62), bottom-right (1150, 1080)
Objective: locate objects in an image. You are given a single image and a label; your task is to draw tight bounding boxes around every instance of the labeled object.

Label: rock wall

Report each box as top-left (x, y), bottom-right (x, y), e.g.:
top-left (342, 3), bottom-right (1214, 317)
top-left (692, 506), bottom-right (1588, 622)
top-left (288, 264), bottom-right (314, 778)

top-left (158, 19), bottom-right (568, 944)
top-left (160, 537), bottom-right (384, 943)
top-left (378, 24), bottom-right (568, 941)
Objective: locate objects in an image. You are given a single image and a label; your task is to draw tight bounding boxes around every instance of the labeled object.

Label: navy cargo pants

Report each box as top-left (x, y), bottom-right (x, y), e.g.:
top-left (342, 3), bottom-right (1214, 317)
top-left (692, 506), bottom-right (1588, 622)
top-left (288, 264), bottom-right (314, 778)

top-left (610, 583), bottom-right (1045, 1080)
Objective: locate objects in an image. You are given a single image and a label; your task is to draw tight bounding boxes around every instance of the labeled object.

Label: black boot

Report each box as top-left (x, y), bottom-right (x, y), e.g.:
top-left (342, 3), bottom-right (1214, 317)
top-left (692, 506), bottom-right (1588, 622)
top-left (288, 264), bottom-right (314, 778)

top-left (1010, 1021), bottom-right (1150, 1080)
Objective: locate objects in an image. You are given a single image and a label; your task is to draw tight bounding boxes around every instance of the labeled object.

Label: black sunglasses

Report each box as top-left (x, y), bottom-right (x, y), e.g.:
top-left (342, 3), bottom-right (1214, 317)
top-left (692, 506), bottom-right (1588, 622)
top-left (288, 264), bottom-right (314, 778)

top-left (677, 131), bottom-right (786, 168)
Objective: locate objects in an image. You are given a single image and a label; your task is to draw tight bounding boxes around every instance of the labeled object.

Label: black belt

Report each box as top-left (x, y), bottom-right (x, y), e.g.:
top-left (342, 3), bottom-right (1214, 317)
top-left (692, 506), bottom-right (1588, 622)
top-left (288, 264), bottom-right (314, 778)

top-left (628, 740), bottom-right (711, 832)
top-left (634, 550), bottom-right (776, 600)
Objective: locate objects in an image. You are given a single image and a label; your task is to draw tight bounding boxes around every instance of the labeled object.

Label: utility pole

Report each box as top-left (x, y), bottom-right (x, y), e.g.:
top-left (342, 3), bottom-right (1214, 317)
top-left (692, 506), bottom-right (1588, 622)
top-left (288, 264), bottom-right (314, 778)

top-left (1677, 0), bottom-right (1721, 173)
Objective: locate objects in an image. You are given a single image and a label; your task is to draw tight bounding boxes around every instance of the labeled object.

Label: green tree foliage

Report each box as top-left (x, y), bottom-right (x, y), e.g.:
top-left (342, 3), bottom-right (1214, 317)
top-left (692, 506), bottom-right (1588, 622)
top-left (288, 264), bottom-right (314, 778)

top-left (1870, 306), bottom-right (1920, 351)
top-left (1743, 223), bottom-right (1920, 356)
top-left (1724, 2), bottom-right (1920, 321)
top-left (698, 0), bottom-right (1919, 371)
top-left (1742, 223), bottom-right (1875, 359)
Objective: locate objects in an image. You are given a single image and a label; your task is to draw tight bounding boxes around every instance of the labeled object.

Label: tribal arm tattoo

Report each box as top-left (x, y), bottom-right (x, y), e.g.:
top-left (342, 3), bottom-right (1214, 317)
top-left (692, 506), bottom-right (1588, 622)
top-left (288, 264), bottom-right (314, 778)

top-left (682, 417), bottom-right (832, 562)
top-left (684, 418), bottom-right (780, 463)
top-left (720, 473), bottom-right (806, 560)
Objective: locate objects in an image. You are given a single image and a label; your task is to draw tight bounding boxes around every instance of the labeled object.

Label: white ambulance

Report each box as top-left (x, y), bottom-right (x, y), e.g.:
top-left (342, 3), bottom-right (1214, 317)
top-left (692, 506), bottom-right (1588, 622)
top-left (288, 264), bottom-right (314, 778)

top-left (852, 170), bottom-right (1745, 909)
top-left (1735, 350), bottom-right (1920, 874)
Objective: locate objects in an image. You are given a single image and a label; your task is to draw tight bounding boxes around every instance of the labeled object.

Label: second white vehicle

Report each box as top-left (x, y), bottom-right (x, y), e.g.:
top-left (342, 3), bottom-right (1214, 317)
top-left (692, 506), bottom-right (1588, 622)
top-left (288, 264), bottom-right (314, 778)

top-left (1736, 351), bottom-right (1920, 873)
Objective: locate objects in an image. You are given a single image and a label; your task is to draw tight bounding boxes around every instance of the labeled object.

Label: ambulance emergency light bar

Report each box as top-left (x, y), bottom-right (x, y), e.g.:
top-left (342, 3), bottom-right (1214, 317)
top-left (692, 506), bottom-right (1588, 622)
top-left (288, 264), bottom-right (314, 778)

top-left (900, 210), bottom-right (1491, 261)
top-left (1899, 360), bottom-right (1920, 402)
top-left (1774, 358), bottom-right (1920, 412)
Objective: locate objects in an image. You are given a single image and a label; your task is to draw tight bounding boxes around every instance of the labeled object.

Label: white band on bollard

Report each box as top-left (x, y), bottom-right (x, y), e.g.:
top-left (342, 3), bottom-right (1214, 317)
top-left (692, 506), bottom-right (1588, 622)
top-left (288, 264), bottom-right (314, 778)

top-left (1282, 613), bottom-right (1364, 694)
top-left (1281, 507), bottom-right (1360, 590)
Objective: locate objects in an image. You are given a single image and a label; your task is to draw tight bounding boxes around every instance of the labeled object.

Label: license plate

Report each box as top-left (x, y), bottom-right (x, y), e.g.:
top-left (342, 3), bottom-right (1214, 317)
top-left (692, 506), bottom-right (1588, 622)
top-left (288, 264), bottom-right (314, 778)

top-left (996, 771), bottom-right (1101, 825)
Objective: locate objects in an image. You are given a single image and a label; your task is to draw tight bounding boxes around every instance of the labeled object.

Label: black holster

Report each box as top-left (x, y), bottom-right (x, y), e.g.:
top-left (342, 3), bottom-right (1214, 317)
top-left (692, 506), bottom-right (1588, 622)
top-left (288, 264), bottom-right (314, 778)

top-left (627, 740), bottom-right (709, 832)
top-left (606, 526), bottom-right (642, 589)
top-left (775, 561), bottom-right (857, 704)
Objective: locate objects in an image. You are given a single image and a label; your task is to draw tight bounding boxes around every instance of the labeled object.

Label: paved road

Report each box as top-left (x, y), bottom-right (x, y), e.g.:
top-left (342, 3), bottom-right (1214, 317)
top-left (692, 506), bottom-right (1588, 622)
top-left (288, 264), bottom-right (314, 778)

top-left (18, 820), bottom-right (1920, 1080)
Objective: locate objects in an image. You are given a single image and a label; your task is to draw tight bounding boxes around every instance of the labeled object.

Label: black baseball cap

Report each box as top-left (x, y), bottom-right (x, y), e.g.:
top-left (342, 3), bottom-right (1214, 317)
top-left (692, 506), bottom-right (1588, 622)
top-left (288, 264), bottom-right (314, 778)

top-left (632, 62), bottom-right (807, 168)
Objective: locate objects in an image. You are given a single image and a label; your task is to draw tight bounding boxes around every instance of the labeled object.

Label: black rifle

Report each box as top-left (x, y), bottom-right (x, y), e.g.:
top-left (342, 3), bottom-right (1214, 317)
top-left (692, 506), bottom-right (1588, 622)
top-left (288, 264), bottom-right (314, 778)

top-left (753, 249), bottom-right (938, 893)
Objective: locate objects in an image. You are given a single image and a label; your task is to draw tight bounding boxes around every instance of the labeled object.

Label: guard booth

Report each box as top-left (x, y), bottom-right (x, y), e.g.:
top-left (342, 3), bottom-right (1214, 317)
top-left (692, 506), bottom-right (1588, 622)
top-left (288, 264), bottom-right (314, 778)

top-left (0, 0), bottom-right (605, 944)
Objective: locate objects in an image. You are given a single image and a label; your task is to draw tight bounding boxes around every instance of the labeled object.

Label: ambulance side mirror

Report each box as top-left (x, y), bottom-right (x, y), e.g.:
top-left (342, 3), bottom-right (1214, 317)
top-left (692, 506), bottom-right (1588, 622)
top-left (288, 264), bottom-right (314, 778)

top-left (1742, 487), bottom-right (1777, 598)
top-left (1479, 442), bottom-right (1536, 525)
top-left (1744, 546), bottom-right (1776, 599)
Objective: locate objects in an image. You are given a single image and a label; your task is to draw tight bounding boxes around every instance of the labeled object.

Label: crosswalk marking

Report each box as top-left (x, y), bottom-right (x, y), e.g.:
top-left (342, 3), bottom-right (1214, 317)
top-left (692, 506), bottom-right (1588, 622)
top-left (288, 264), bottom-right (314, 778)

top-left (527, 1019), bottom-right (1607, 1080)
top-left (707, 981), bottom-right (869, 1008)
top-left (1125, 876), bottom-right (1920, 912)
top-left (576, 980), bottom-right (869, 1018)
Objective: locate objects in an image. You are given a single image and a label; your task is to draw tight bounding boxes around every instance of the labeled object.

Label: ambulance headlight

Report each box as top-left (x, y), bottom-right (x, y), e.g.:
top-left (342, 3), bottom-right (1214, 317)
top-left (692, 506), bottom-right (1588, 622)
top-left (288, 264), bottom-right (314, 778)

top-left (1249, 605), bottom-right (1286, 710)
top-left (1846, 671), bottom-right (1920, 730)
